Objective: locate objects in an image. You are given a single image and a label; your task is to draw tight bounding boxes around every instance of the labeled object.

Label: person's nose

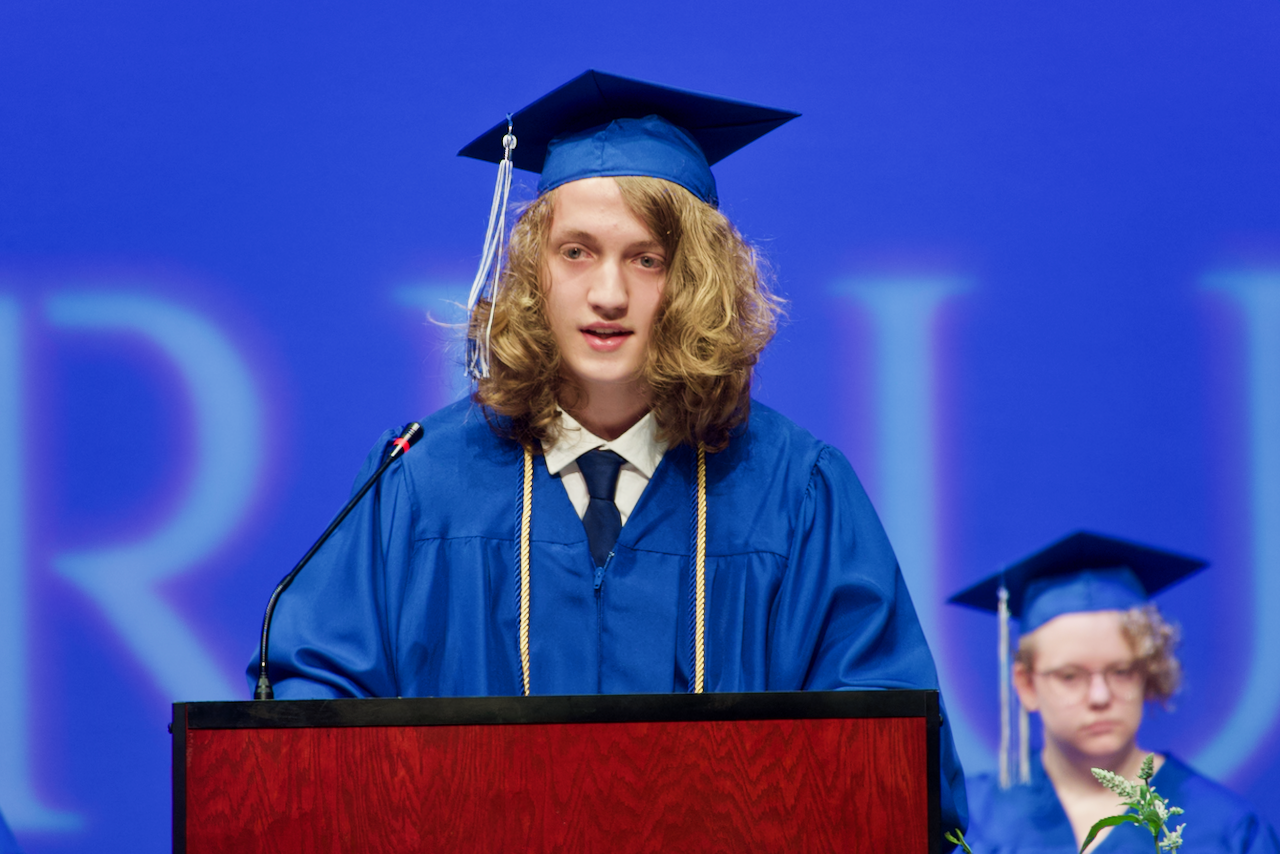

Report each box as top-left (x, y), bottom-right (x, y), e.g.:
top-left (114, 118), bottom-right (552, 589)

top-left (588, 258), bottom-right (628, 318)
top-left (1086, 671), bottom-right (1113, 707)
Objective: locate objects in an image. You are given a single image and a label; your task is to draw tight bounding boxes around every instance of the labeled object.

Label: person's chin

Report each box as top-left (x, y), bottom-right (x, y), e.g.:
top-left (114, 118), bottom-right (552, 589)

top-left (565, 367), bottom-right (643, 395)
top-left (569, 356), bottom-right (640, 383)
top-left (1074, 723), bottom-right (1132, 755)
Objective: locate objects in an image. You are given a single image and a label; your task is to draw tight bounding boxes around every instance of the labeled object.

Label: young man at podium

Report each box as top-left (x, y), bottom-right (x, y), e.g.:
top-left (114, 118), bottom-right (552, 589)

top-left (252, 71), bottom-right (968, 836)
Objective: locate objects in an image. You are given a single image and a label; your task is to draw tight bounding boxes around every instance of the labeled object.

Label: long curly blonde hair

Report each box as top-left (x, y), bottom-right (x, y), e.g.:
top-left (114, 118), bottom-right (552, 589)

top-left (471, 176), bottom-right (782, 451)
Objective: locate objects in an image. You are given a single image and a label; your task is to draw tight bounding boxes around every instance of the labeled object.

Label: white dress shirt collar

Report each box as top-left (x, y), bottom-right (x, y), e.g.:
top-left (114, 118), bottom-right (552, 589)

top-left (543, 410), bottom-right (666, 478)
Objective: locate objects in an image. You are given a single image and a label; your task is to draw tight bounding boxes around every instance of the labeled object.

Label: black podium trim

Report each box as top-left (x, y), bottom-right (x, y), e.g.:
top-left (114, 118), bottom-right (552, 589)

top-left (176, 688), bottom-right (938, 729)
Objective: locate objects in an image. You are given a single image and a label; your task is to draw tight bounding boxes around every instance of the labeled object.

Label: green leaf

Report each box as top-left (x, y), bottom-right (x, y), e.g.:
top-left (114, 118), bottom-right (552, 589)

top-left (945, 828), bottom-right (974, 854)
top-left (1080, 814), bottom-right (1142, 853)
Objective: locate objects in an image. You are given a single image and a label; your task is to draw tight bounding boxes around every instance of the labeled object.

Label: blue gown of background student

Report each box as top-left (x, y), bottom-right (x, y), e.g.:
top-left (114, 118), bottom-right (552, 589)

top-left (0, 808), bottom-right (22, 854)
top-left (250, 398), bottom-right (969, 834)
top-left (966, 752), bottom-right (1280, 853)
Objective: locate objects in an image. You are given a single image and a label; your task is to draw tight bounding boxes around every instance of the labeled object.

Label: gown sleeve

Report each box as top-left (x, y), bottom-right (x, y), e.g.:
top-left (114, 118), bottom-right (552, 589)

top-left (1209, 785), bottom-right (1280, 854)
top-left (1232, 813), bottom-right (1280, 854)
top-left (770, 444), bottom-right (970, 840)
top-left (0, 807), bottom-right (22, 854)
top-left (247, 427), bottom-right (416, 700)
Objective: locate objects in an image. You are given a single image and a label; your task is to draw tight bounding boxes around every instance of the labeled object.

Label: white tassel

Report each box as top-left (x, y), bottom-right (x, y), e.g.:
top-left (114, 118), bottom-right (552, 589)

top-left (466, 120), bottom-right (517, 379)
top-left (1018, 696), bottom-right (1031, 784)
top-left (998, 583), bottom-right (1012, 790)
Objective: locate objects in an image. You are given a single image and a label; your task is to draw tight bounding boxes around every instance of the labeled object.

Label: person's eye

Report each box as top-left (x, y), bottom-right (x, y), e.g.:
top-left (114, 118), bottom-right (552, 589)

top-left (1056, 669), bottom-right (1083, 684)
top-left (638, 254), bottom-right (665, 270)
top-left (1112, 665), bottom-right (1138, 680)
top-left (562, 246), bottom-right (586, 260)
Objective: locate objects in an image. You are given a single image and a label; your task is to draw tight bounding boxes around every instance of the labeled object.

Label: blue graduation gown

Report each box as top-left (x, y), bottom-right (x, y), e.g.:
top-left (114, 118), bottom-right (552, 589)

top-left (966, 753), bottom-right (1279, 853)
top-left (252, 399), bottom-right (968, 834)
top-left (0, 808), bottom-right (21, 854)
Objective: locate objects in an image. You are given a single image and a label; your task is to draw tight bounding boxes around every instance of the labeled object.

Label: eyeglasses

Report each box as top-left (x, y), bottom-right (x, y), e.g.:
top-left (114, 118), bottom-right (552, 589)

top-left (1033, 662), bottom-right (1144, 702)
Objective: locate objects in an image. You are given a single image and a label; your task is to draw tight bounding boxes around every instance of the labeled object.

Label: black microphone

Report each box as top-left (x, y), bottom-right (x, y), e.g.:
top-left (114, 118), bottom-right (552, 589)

top-left (253, 422), bottom-right (424, 700)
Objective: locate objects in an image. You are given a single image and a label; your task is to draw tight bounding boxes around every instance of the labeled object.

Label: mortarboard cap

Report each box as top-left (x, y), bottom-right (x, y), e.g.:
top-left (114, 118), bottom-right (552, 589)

top-left (458, 69), bottom-right (800, 207)
top-left (948, 531), bottom-right (1208, 634)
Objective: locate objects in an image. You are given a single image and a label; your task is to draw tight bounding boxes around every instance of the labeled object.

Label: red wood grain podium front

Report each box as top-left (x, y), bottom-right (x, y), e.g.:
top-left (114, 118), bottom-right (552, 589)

top-left (173, 690), bottom-right (941, 854)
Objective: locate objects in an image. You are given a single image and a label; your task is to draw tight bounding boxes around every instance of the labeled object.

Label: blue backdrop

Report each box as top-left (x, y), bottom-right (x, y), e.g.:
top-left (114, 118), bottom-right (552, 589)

top-left (3, 3), bottom-right (1280, 851)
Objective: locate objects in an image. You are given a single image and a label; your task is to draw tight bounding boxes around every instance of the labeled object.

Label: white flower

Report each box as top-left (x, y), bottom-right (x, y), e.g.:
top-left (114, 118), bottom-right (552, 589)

top-left (1158, 822), bottom-right (1186, 852)
top-left (1092, 768), bottom-right (1139, 800)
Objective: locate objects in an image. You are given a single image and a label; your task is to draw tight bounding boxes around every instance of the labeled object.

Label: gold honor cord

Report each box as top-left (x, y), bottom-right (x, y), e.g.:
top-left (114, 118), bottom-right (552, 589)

top-left (693, 446), bottom-right (707, 693)
top-left (519, 448), bottom-right (534, 696)
top-left (516, 445), bottom-right (709, 696)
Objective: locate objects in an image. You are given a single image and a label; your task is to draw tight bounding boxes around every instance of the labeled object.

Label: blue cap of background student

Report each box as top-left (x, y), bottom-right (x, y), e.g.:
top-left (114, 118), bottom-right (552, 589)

top-left (948, 530), bottom-right (1208, 633)
top-left (458, 70), bottom-right (799, 207)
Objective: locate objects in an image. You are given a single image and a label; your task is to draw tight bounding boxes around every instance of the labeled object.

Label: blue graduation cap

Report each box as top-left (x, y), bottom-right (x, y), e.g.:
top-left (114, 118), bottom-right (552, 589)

top-left (947, 531), bottom-right (1207, 789)
top-left (458, 69), bottom-right (800, 207)
top-left (948, 531), bottom-right (1208, 633)
top-left (460, 70), bottom-right (798, 379)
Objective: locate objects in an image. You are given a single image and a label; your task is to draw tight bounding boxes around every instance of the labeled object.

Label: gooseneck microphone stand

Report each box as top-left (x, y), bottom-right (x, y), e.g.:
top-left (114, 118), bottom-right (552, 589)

top-left (253, 422), bottom-right (423, 700)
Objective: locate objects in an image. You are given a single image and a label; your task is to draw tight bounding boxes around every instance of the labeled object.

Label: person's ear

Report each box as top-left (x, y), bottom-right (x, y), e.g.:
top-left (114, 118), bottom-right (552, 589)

top-left (1013, 661), bottom-right (1040, 713)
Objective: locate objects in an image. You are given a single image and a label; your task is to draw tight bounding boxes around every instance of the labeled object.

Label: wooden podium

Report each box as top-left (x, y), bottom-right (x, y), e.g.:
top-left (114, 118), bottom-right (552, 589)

top-left (173, 690), bottom-right (941, 853)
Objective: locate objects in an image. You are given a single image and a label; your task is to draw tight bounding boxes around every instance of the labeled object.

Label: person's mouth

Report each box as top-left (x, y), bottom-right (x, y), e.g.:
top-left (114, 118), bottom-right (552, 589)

top-left (1080, 720), bottom-right (1120, 736)
top-left (582, 325), bottom-right (632, 350)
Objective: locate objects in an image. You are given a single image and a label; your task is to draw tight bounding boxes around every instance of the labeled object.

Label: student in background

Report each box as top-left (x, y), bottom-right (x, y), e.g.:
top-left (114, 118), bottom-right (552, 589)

top-left (950, 531), bottom-right (1278, 853)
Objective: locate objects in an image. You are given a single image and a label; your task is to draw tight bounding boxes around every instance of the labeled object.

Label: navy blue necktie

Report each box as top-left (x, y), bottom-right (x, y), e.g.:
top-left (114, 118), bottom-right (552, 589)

top-left (578, 449), bottom-right (625, 568)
